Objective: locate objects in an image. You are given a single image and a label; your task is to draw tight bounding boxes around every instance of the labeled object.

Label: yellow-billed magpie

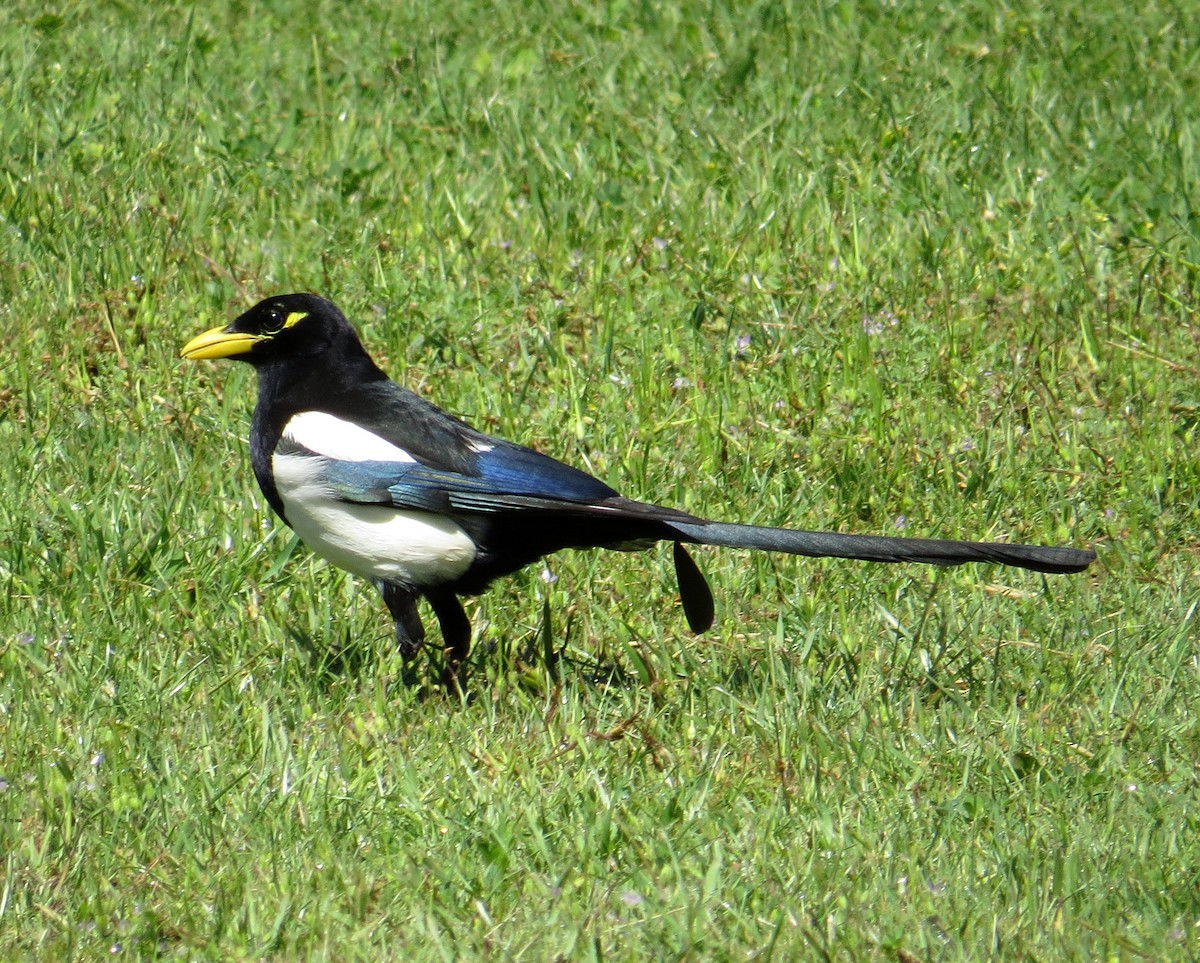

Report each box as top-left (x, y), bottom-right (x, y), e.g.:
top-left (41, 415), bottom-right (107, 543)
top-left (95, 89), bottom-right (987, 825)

top-left (182, 294), bottom-right (1095, 671)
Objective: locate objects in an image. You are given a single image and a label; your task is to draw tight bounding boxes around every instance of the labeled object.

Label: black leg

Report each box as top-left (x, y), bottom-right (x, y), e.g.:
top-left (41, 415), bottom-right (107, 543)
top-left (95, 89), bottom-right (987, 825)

top-left (378, 582), bottom-right (426, 661)
top-left (426, 589), bottom-right (471, 686)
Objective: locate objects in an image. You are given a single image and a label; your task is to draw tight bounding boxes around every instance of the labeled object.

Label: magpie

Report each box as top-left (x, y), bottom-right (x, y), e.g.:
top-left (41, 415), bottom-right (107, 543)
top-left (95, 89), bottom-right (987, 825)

top-left (181, 293), bottom-right (1095, 673)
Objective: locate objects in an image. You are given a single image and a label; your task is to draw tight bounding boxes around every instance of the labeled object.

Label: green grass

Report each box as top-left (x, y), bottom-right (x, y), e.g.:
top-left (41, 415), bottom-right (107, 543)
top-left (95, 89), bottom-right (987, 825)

top-left (2, 0), bottom-right (1198, 957)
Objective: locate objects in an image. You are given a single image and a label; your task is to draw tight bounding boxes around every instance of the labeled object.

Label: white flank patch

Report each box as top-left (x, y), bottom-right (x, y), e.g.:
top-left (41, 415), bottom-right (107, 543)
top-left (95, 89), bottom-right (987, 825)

top-left (282, 411), bottom-right (417, 463)
top-left (273, 450), bottom-right (476, 585)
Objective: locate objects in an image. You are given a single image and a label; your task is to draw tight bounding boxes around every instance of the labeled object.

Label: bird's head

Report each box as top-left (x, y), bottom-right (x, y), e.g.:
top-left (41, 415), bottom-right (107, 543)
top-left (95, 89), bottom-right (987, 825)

top-left (181, 293), bottom-right (357, 365)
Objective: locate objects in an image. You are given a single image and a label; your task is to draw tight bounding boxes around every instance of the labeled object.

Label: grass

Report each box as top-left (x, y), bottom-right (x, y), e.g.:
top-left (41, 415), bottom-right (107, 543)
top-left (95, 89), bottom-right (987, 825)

top-left (1, 0), bottom-right (1198, 957)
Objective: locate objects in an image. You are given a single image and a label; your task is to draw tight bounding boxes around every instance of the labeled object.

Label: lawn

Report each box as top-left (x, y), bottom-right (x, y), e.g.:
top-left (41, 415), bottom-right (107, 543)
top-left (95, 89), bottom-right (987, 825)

top-left (1, 0), bottom-right (1197, 958)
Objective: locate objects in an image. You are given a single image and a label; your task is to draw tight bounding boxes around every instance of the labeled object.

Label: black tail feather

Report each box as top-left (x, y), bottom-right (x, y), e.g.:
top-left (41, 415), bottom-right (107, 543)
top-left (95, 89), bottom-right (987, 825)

top-left (669, 521), bottom-right (1095, 576)
top-left (673, 542), bottom-right (715, 633)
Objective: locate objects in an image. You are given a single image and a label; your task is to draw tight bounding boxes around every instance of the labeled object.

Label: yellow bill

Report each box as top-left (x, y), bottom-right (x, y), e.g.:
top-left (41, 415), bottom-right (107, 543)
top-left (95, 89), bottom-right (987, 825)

top-left (180, 325), bottom-right (260, 360)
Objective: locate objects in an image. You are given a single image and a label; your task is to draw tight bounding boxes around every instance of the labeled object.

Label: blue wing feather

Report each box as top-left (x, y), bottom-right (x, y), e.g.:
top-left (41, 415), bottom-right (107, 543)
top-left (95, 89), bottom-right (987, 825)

top-left (312, 381), bottom-right (619, 507)
top-left (473, 442), bottom-right (617, 502)
top-left (317, 440), bottom-right (618, 515)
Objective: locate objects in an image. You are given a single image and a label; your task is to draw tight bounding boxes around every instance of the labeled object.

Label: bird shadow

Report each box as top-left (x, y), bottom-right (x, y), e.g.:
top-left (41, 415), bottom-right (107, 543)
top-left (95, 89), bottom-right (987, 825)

top-left (285, 611), bottom-right (646, 701)
top-left (288, 624), bottom-right (471, 703)
top-left (286, 624), bottom-right (373, 683)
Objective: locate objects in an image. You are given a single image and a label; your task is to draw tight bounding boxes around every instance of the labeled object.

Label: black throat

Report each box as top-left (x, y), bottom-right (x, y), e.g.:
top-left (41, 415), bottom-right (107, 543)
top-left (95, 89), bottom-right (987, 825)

top-left (248, 338), bottom-right (388, 524)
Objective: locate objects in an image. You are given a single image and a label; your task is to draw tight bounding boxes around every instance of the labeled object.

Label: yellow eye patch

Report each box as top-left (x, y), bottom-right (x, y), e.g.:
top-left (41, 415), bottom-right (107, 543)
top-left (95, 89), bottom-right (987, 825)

top-left (283, 311), bottom-right (308, 329)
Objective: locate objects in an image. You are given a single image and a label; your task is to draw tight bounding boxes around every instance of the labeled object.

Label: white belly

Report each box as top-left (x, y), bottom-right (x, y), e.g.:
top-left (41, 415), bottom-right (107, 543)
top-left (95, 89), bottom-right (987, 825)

top-left (273, 450), bottom-right (476, 586)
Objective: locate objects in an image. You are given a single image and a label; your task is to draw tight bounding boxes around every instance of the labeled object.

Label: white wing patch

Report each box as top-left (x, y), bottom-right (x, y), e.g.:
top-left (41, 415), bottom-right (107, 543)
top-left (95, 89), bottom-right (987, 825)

top-left (282, 411), bottom-right (417, 463)
top-left (272, 444), bottom-right (476, 587)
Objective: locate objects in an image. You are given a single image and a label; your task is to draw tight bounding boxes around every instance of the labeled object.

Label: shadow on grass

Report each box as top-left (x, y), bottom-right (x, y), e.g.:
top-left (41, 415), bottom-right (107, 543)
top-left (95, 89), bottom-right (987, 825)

top-left (284, 601), bottom-right (653, 704)
top-left (285, 588), bottom-right (1004, 711)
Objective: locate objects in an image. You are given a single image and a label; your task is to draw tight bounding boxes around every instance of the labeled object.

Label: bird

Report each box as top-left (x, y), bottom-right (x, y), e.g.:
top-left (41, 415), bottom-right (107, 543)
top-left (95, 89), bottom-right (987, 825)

top-left (181, 293), bottom-right (1095, 678)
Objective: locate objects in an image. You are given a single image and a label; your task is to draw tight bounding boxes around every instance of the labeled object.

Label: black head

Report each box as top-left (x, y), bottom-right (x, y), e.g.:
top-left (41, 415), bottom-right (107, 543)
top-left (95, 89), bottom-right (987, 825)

top-left (181, 293), bottom-right (364, 366)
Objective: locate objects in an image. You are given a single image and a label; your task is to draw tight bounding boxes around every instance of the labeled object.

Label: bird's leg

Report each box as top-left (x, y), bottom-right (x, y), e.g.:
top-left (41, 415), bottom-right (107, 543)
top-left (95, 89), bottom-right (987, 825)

top-left (425, 589), bottom-right (471, 687)
top-left (378, 581), bottom-right (426, 661)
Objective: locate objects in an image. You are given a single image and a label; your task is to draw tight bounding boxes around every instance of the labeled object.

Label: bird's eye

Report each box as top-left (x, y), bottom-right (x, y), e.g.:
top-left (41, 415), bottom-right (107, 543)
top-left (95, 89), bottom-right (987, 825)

top-left (263, 308), bottom-right (284, 332)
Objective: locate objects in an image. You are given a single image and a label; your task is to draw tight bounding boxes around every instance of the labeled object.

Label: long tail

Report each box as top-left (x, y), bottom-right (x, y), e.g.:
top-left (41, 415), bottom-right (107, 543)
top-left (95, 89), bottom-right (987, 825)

top-left (670, 520), bottom-right (1095, 574)
top-left (665, 519), bottom-right (1094, 634)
